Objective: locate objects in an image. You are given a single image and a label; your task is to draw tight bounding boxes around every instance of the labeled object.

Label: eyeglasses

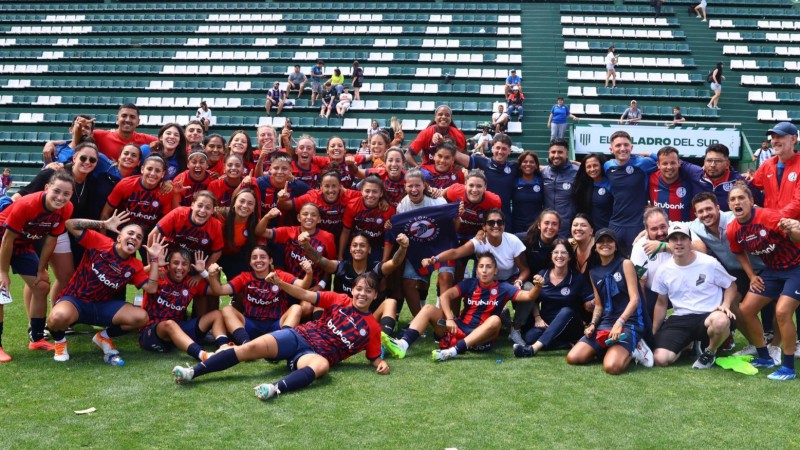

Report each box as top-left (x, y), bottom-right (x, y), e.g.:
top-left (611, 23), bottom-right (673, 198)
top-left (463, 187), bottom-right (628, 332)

top-left (486, 219), bottom-right (505, 227)
top-left (78, 155), bottom-right (98, 164)
top-left (704, 158), bottom-right (726, 165)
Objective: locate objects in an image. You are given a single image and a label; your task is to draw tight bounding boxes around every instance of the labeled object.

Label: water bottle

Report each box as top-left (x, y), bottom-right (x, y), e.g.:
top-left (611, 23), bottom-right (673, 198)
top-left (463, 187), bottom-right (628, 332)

top-left (104, 353), bottom-right (125, 366)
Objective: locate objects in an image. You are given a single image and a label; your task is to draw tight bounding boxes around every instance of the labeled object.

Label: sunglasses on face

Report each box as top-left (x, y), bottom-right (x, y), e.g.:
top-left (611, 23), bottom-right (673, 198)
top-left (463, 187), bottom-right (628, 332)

top-left (78, 155), bottom-right (98, 164)
top-left (486, 219), bottom-right (505, 227)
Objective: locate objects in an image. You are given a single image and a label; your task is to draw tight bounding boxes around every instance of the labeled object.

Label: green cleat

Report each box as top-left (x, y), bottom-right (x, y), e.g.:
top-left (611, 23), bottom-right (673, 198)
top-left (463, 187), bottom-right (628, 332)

top-left (381, 332), bottom-right (407, 359)
top-left (432, 349), bottom-right (454, 362)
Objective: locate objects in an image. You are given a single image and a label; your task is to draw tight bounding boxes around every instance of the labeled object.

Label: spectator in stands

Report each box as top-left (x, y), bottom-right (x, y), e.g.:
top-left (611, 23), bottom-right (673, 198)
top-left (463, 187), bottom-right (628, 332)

top-left (542, 139), bottom-right (578, 236)
top-left (547, 96), bottom-right (579, 141)
top-left (572, 153), bottom-right (613, 230)
top-left (707, 62), bottom-right (724, 109)
top-left (351, 61), bottom-right (364, 101)
top-left (195, 101), bottom-right (212, 131)
top-left (752, 140), bottom-right (774, 168)
top-left (695, 0), bottom-right (708, 22)
top-left (505, 69), bottom-right (522, 97)
top-left (336, 87), bottom-right (353, 118)
top-left (619, 100), bottom-right (642, 125)
top-left (652, 0), bottom-right (663, 18)
top-left (287, 65), bottom-right (307, 99)
top-left (0, 168), bottom-right (11, 196)
top-left (468, 128), bottom-right (494, 155)
top-left (507, 86), bottom-right (525, 121)
top-left (310, 59), bottom-right (325, 105)
top-left (492, 104), bottom-right (509, 134)
top-left (367, 120), bottom-right (381, 139)
top-left (665, 106), bottom-right (685, 127)
top-left (605, 46), bottom-right (618, 89)
top-left (320, 84), bottom-right (337, 118)
top-left (357, 139), bottom-right (371, 157)
top-left (265, 81), bottom-right (288, 117)
top-left (326, 68), bottom-right (345, 95)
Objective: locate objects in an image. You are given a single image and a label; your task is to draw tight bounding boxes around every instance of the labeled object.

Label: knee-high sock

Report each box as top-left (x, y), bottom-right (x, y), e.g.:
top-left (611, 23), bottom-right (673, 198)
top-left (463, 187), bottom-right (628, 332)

top-left (193, 348), bottom-right (240, 378)
top-left (275, 366), bottom-right (316, 394)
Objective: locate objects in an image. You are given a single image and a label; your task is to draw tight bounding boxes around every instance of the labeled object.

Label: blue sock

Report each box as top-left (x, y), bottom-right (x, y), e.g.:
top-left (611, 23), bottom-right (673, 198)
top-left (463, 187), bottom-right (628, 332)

top-left (193, 348), bottom-right (239, 378)
top-left (232, 328), bottom-right (250, 345)
top-left (455, 339), bottom-right (468, 355)
top-left (380, 316), bottom-right (396, 336)
top-left (29, 318), bottom-right (46, 342)
top-left (215, 335), bottom-right (230, 347)
top-left (783, 354), bottom-right (795, 371)
top-left (50, 329), bottom-right (65, 342)
top-left (276, 366), bottom-right (316, 393)
top-left (105, 325), bottom-right (126, 338)
top-left (187, 343), bottom-right (203, 360)
top-left (403, 329), bottom-right (421, 346)
top-left (756, 346), bottom-right (770, 360)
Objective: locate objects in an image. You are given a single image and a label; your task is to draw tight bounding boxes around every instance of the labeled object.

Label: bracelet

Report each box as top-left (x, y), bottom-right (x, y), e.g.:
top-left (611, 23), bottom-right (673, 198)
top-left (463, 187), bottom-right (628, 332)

top-left (149, 258), bottom-right (158, 263)
top-left (200, 270), bottom-right (209, 279)
top-left (659, 242), bottom-right (666, 252)
top-left (446, 318), bottom-right (454, 321)
top-left (431, 256), bottom-right (440, 263)
top-left (589, 321), bottom-right (596, 327)
top-left (147, 278), bottom-right (158, 284)
top-left (617, 318), bottom-right (626, 324)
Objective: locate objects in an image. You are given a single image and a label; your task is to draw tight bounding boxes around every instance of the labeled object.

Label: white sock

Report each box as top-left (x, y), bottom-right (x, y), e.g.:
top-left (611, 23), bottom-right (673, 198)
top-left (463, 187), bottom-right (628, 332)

top-left (100, 329), bottom-right (110, 339)
top-left (55, 338), bottom-right (66, 344)
top-left (399, 339), bottom-right (409, 352)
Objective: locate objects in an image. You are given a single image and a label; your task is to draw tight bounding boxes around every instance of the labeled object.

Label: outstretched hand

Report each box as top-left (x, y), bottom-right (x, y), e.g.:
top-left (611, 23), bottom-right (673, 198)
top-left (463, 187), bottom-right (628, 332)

top-left (105, 209), bottom-right (131, 234)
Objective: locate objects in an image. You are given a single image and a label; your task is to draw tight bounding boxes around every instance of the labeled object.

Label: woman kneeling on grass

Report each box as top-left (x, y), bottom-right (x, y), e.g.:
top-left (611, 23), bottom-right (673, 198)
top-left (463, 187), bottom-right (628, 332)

top-left (382, 253), bottom-right (540, 362)
top-left (47, 210), bottom-right (165, 363)
top-left (172, 271), bottom-right (389, 401)
top-left (139, 249), bottom-right (228, 362)
top-left (566, 228), bottom-right (653, 374)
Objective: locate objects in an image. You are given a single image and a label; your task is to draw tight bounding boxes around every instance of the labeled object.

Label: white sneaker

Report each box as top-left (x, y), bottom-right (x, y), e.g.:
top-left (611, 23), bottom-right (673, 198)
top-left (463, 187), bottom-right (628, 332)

top-left (172, 365), bottom-right (195, 384)
top-left (53, 341), bottom-right (69, 362)
top-left (733, 344), bottom-right (757, 356)
top-left (508, 328), bottom-right (526, 346)
top-left (795, 340), bottom-right (800, 359)
top-left (254, 383), bottom-right (279, 400)
top-left (632, 339), bottom-right (654, 368)
top-left (768, 345), bottom-right (782, 365)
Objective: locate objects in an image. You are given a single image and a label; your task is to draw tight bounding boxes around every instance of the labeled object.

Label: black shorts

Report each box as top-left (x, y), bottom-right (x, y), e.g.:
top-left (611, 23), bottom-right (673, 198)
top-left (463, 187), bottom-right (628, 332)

top-left (654, 313), bottom-right (734, 353)
top-left (352, 80), bottom-right (363, 88)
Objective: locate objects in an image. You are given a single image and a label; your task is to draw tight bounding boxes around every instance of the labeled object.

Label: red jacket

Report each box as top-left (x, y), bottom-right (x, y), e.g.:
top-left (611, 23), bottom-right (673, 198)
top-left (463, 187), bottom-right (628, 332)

top-left (752, 152), bottom-right (800, 219)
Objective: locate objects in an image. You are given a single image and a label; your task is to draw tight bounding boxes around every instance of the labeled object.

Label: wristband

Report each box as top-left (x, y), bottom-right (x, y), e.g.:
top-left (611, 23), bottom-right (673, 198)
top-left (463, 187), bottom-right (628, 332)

top-left (200, 270), bottom-right (209, 279)
top-left (149, 258), bottom-right (158, 262)
top-left (617, 318), bottom-right (625, 324)
top-left (431, 256), bottom-right (440, 263)
top-left (446, 318), bottom-right (454, 322)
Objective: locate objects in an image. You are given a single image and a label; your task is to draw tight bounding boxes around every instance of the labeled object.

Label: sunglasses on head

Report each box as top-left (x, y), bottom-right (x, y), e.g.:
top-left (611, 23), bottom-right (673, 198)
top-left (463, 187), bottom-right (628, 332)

top-left (486, 219), bottom-right (505, 227)
top-left (78, 155), bottom-right (98, 164)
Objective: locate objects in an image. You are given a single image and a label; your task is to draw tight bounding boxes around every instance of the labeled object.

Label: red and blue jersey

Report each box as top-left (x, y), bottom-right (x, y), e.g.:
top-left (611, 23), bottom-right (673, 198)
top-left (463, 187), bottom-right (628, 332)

top-left (317, 156), bottom-right (364, 189)
top-left (294, 291), bottom-right (382, 365)
top-left (0, 191), bottom-right (72, 255)
top-left (727, 207), bottom-right (800, 270)
top-left (420, 163), bottom-right (464, 189)
top-left (142, 269), bottom-right (208, 326)
top-left (365, 167), bottom-right (406, 208)
top-left (604, 155), bottom-right (658, 227)
top-left (156, 207), bottom-right (224, 255)
top-left (60, 230), bottom-right (149, 302)
top-left (172, 170), bottom-right (212, 207)
top-left (207, 177), bottom-right (241, 208)
top-left (106, 176), bottom-right (173, 234)
top-left (272, 226), bottom-right (336, 284)
top-left (455, 278), bottom-right (520, 330)
top-left (444, 184), bottom-right (502, 240)
top-left (292, 156), bottom-right (328, 189)
top-left (343, 199), bottom-right (395, 249)
top-left (228, 269), bottom-right (297, 320)
top-left (249, 175), bottom-right (310, 227)
top-left (292, 189), bottom-right (360, 236)
top-left (648, 171), bottom-right (695, 222)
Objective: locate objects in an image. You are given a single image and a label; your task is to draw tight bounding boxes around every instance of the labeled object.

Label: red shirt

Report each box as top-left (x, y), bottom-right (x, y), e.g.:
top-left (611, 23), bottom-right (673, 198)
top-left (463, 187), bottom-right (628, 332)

top-left (156, 207), bottom-right (224, 255)
top-left (228, 269), bottom-right (296, 320)
top-left (207, 177), bottom-right (241, 208)
top-left (752, 152), bottom-right (800, 219)
top-left (343, 199), bottom-right (395, 248)
top-left (207, 159), bottom-right (225, 178)
top-left (172, 170), bottom-right (212, 207)
top-left (292, 156), bottom-right (329, 189)
top-left (272, 226), bottom-right (335, 284)
top-left (409, 124), bottom-right (466, 165)
top-left (420, 163), bottom-right (464, 189)
top-left (316, 155), bottom-right (364, 189)
top-left (106, 176), bottom-right (173, 234)
top-left (727, 207), bottom-right (800, 270)
top-left (365, 167), bottom-right (406, 208)
top-left (60, 230), bottom-right (149, 302)
top-left (0, 191), bottom-right (72, 254)
top-left (444, 183), bottom-right (502, 239)
top-left (92, 129), bottom-right (157, 161)
top-left (293, 189), bottom-right (361, 236)
top-left (142, 269), bottom-right (208, 326)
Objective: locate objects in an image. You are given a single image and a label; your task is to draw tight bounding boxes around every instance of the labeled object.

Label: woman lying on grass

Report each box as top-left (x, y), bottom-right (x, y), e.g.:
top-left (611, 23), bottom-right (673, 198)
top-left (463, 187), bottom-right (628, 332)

top-left (172, 271), bottom-right (389, 401)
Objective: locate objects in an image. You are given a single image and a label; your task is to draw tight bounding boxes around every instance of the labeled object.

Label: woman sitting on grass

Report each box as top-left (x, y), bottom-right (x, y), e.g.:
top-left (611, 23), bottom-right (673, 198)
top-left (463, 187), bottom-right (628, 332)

top-left (172, 271), bottom-right (389, 401)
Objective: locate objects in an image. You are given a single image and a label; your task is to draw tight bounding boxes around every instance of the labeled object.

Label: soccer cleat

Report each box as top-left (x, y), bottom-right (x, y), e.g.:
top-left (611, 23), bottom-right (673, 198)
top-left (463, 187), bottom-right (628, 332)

top-left (0, 347), bottom-right (11, 363)
top-left (380, 332), bottom-right (406, 359)
top-left (767, 366), bottom-right (796, 381)
top-left (508, 328), bottom-right (526, 346)
top-left (692, 350), bottom-right (716, 369)
top-left (733, 345), bottom-right (757, 357)
top-left (750, 357), bottom-right (775, 368)
top-left (431, 349), bottom-right (454, 362)
top-left (92, 332), bottom-right (118, 356)
top-left (254, 383), bottom-right (280, 400)
top-left (632, 339), bottom-right (654, 368)
top-left (172, 365), bottom-right (194, 384)
top-left (53, 341), bottom-right (69, 362)
top-left (28, 339), bottom-right (54, 351)
top-left (513, 344), bottom-right (535, 358)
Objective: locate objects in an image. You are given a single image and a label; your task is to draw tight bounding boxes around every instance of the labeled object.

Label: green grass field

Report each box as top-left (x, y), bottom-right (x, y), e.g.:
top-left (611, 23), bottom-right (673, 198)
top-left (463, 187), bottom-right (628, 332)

top-left (1, 274), bottom-right (799, 450)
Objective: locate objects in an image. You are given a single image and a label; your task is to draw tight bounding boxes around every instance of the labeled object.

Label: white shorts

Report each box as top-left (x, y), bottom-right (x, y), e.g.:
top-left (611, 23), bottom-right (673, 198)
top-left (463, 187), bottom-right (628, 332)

top-left (710, 82), bottom-right (721, 91)
top-left (606, 64), bottom-right (615, 71)
top-left (54, 232), bottom-right (71, 254)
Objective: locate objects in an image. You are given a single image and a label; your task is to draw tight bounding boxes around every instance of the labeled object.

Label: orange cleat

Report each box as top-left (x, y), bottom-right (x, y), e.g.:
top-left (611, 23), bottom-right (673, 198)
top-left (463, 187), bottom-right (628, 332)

top-left (0, 347), bottom-right (11, 362)
top-left (28, 339), bottom-right (55, 351)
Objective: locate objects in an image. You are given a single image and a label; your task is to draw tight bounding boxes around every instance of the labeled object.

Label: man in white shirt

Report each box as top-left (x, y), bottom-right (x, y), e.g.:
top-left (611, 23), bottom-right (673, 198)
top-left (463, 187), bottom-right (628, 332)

top-left (491, 104), bottom-right (510, 134)
top-left (651, 223), bottom-right (737, 369)
top-left (631, 207), bottom-right (673, 319)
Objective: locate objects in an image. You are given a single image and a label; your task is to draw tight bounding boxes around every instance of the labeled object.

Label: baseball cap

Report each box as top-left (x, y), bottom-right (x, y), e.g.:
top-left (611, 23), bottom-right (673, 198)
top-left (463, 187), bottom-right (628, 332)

top-left (594, 228), bottom-right (618, 243)
top-left (766, 122), bottom-right (798, 137)
top-left (630, 99), bottom-right (637, 104)
top-left (512, 85), bottom-right (520, 91)
top-left (510, 69), bottom-right (516, 73)
top-left (667, 223), bottom-right (691, 239)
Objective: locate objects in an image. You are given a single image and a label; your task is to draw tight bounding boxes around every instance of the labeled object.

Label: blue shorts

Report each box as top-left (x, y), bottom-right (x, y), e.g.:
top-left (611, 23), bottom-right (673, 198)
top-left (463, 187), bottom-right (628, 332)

top-left (752, 267), bottom-right (800, 301)
top-left (401, 259), bottom-right (455, 283)
top-left (10, 251), bottom-right (38, 277)
top-left (578, 324), bottom-right (638, 355)
top-left (138, 318), bottom-right (201, 352)
top-left (245, 317), bottom-right (281, 339)
top-left (57, 296), bottom-right (127, 327)
top-left (271, 328), bottom-right (318, 371)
